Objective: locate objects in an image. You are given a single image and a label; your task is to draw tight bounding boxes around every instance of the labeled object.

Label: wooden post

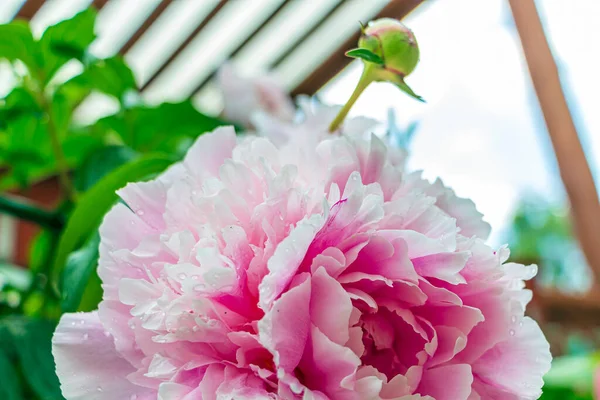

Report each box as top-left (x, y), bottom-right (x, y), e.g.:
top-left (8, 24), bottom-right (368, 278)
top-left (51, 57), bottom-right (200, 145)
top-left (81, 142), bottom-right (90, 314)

top-left (508, 0), bottom-right (600, 282)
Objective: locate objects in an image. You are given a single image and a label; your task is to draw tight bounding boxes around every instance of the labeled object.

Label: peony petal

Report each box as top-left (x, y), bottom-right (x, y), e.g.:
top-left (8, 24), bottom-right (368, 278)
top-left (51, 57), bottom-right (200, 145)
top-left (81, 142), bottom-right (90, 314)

top-left (299, 325), bottom-right (361, 398)
top-left (310, 267), bottom-right (353, 345)
top-left (258, 274), bottom-right (311, 373)
top-left (472, 317), bottom-right (551, 399)
top-left (427, 178), bottom-right (491, 240)
top-left (117, 179), bottom-right (169, 230)
top-left (259, 213), bottom-right (323, 310)
top-left (411, 251), bottom-right (470, 284)
top-left (417, 364), bottom-right (473, 400)
top-left (183, 126), bottom-right (237, 181)
top-left (198, 364), bottom-right (225, 400)
top-left (52, 312), bottom-right (153, 400)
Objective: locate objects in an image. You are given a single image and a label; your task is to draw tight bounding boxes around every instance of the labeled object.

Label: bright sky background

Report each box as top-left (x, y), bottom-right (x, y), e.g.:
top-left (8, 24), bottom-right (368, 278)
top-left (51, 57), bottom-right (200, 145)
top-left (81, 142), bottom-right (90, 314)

top-left (320, 0), bottom-right (600, 246)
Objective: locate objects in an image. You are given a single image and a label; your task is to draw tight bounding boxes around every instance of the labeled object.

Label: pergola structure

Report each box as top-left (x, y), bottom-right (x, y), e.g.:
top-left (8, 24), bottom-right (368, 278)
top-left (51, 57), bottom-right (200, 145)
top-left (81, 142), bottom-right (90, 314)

top-left (7, 0), bottom-right (425, 111)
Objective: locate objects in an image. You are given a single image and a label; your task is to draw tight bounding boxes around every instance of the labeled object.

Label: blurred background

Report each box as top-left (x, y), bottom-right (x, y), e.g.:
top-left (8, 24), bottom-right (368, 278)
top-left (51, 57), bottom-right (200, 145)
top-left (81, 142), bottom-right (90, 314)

top-left (0, 0), bottom-right (598, 399)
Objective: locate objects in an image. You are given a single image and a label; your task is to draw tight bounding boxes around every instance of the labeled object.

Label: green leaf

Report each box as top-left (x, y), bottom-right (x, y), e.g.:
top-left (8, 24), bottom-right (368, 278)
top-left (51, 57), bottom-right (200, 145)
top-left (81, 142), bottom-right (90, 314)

top-left (0, 133), bottom-right (105, 192)
top-left (94, 100), bottom-right (235, 153)
top-left (345, 48), bottom-right (384, 65)
top-left (0, 263), bottom-right (32, 291)
top-left (2, 115), bottom-right (52, 187)
top-left (28, 230), bottom-right (54, 275)
top-left (0, 350), bottom-right (23, 400)
top-left (66, 57), bottom-right (137, 102)
top-left (52, 154), bottom-right (174, 284)
top-left (75, 145), bottom-right (137, 191)
top-left (392, 79), bottom-right (424, 102)
top-left (62, 133), bottom-right (107, 167)
top-left (61, 233), bottom-right (99, 313)
top-left (51, 91), bottom-right (75, 138)
top-left (0, 316), bottom-right (63, 400)
top-left (39, 8), bottom-right (97, 85)
top-left (0, 87), bottom-right (42, 126)
top-left (0, 21), bottom-right (38, 71)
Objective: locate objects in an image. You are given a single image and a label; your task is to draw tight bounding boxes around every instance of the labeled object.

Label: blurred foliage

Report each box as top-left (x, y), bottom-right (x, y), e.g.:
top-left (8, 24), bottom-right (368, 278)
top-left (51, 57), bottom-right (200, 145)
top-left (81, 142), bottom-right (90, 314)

top-left (508, 196), bottom-right (592, 293)
top-left (0, 7), bottom-right (234, 399)
top-left (541, 353), bottom-right (598, 399)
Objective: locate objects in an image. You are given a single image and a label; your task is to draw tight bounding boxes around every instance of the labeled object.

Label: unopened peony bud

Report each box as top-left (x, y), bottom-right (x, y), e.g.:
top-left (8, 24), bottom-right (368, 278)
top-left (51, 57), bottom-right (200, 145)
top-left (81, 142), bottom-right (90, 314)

top-left (358, 18), bottom-right (420, 78)
top-left (329, 18), bottom-right (422, 132)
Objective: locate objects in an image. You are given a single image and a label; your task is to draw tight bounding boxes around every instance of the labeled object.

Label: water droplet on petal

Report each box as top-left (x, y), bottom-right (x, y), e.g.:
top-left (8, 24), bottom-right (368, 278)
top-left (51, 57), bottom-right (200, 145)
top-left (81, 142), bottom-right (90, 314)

top-left (103, 331), bottom-right (111, 338)
top-left (191, 275), bottom-right (199, 281)
top-left (511, 315), bottom-right (517, 324)
top-left (136, 210), bottom-right (144, 216)
top-left (193, 284), bottom-right (205, 292)
top-left (509, 329), bottom-right (515, 336)
top-left (96, 386), bottom-right (103, 392)
top-left (208, 320), bottom-right (217, 327)
top-left (83, 334), bottom-right (89, 340)
top-left (178, 273), bottom-right (187, 280)
top-left (130, 220), bottom-right (135, 226)
top-left (519, 321), bottom-right (523, 327)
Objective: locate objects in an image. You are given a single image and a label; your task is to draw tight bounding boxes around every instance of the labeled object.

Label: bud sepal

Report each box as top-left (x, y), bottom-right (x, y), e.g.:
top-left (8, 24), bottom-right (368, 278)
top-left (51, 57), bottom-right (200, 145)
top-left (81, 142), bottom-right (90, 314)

top-left (345, 48), bottom-right (384, 65)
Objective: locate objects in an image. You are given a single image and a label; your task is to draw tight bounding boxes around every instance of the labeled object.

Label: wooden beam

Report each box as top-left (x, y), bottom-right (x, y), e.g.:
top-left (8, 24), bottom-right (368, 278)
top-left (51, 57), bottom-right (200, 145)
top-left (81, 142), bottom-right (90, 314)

top-left (270, 0), bottom-right (345, 69)
top-left (91, 0), bottom-right (109, 11)
top-left (140, 0), bottom-right (227, 91)
top-left (508, 0), bottom-right (600, 282)
top-left (15, 0), bottom-right (44, 20)
top-left (119, 0), bottom-right (174, 54)
top-left (190, 0), bottom-right (290, 97)
top-left (291, 0), bottom-right (424, 96)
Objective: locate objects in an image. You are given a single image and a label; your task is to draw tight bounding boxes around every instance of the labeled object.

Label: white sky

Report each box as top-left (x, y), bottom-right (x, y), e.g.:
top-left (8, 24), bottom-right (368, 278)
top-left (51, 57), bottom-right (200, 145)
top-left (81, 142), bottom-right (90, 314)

top-left (320, 0), bottom-right (600, 246)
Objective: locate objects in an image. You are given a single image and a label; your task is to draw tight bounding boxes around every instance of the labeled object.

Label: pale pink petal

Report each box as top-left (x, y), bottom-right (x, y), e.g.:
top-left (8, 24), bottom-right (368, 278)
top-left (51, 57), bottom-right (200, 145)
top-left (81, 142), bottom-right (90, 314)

top-left (117, 179), bottom-right (168, 230)
top-left (183, 126), bottom-right (237, 181)
top-left (472, 317), bottom-right (551, 399)
top-left (52, 312), bottom-right (153, 400)
top-left (258, 274), bottom-right (311, 373)
top-left (310, 267), bottom-right (353, 345)
top-left (259, 214), bottom-right (323, 310)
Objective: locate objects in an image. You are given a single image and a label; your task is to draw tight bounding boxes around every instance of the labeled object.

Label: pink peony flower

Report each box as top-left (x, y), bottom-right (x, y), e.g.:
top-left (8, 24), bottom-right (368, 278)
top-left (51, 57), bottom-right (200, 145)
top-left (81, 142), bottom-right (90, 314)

top-left (53, 125), bottom-right (551, 399)
top-left (218, 64), bottom-right (295, 128)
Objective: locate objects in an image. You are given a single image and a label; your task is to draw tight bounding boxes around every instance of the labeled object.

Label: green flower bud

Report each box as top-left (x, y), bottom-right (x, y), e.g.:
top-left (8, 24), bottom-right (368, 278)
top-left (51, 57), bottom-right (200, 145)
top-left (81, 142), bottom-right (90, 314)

top-left (359, 18), bottom-right (420, 78)
top-left (329, 18), bottom-right (422, 132)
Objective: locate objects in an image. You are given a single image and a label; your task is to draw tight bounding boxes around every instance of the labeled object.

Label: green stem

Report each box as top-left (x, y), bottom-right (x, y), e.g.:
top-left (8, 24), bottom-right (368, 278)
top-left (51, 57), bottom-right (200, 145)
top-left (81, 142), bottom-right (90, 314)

top-left (29, 72), bottom-right (77, 203)
top-left (328, 65), bottom-right (375, 132)
top-left (43, 98), bottom-right (76, 203)
top-left (0, 194), bottom-right (64, 230)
